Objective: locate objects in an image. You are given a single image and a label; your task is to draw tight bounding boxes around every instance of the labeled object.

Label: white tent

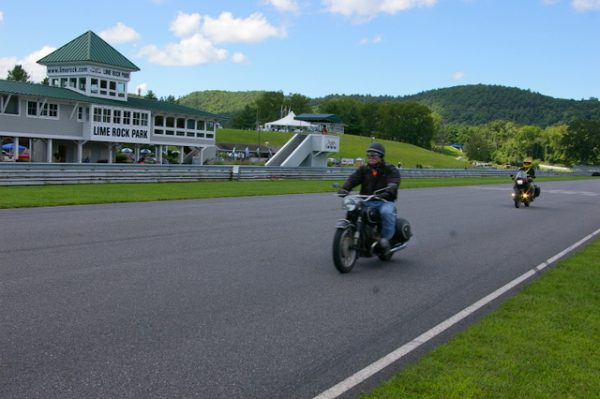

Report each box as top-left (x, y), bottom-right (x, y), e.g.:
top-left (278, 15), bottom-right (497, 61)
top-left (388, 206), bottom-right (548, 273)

top-left (264, 111), bottom-right (313, 131)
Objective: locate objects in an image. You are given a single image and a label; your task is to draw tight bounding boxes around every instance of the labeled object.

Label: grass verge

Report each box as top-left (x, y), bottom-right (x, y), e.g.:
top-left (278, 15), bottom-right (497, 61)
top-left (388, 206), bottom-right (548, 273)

top-left (0, 176), bottom-right (592, 209)
top-left (361, 237), bottom-right (600, 399)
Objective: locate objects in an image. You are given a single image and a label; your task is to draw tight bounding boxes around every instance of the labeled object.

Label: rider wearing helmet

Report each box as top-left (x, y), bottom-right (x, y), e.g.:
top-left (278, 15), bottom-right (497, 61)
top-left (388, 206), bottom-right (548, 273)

top-left (520, 159), bottom-right (536, 179)
top-left (337, 142), bottom-right (400, 255)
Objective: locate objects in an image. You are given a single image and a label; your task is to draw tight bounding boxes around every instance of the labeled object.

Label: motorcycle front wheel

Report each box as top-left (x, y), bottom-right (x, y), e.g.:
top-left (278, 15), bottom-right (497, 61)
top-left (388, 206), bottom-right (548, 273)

top-left (332, 227), bottom-right (358, 273)
top-left (514, 199), bottom-right (520, 208)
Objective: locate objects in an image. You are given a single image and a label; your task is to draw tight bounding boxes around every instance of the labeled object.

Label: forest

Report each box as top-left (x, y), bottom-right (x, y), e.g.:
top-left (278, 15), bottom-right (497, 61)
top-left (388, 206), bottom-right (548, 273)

top-left (177, 85), bottom-right (600, 166)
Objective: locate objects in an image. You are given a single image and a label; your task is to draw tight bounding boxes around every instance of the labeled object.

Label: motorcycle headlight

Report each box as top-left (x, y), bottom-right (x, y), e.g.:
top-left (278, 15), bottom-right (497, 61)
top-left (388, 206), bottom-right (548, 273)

top-left (516, 179), bottom-right (524, 185)
top-left (343, 196), bottom-right (358, 211)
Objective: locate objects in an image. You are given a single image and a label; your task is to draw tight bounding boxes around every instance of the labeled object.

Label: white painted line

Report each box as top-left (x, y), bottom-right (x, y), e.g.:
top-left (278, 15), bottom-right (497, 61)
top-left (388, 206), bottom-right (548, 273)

top-left (313, 227), bottom-right (600, 399)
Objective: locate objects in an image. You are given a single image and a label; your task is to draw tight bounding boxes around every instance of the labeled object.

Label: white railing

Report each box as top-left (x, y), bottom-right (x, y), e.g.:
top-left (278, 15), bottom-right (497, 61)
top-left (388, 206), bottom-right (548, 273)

top-left (0, 163), bottom-right (592, 186)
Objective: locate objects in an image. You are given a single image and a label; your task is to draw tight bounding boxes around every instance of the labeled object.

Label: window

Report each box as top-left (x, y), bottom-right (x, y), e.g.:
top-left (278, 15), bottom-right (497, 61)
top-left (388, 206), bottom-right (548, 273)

top-left (155, 115), bottom-right (164, 126)
top-left (123, 111), bottom-right (131, 125)
top-left (141, 113), bottom-right (148, 126)
top-left (27, 101), bottom-right (58, 119)
top-left (1, 95), bottom-right (19, 115)
top-left (27, 101), bottom-right (37, 116)
top-left (91, 78), bottom-right (99, 94)
top-left (93, 108), bottom-right (102, 122)
top-left (77, 106), bottom-right (89, 121)
top-left (45, 104), bottom-right (58, 118)
top-left (79, 77), bottom-right (87, 91)
top-left (207, 121), bottom-right (215, 131)
top-left (102, 108), bottom-right (111, 123)
top-left (113, 110), bottom-right (121, 124)
top-left (166, 117), bottom-right (174, 128)
top-left (154, 129), bottom-right (164, 135)
top-left (117, 82), bottom-right (126, 98)
top-left (187, 119), bottom-right (195, 129)
top-left (196, 120), bottom-right (205, 130)
top-left (133, 112), bottom-right (141, 126)
top-left (109, 81), bottom-right (117, 97)
top-left (177, 118), bottom-right (185, 129)
top-left (100, 80), bottom-right (108, 95)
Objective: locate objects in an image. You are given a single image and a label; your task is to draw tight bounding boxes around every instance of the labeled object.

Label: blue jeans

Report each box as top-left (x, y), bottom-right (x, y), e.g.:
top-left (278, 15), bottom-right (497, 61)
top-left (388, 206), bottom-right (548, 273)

top-left (366, 200), bottom-right (396, 240)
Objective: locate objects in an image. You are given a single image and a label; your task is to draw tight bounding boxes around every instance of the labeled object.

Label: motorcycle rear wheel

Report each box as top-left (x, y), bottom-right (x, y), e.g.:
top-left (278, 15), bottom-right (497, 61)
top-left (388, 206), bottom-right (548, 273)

top-left (333, 227), bottom-right (358, 273)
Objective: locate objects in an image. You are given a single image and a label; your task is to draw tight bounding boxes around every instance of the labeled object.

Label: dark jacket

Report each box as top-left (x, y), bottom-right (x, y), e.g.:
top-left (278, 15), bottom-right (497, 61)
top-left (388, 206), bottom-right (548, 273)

top-left (342, 162), bottom-right (401, 201)
top-left (519, 166), bottom-right (536, 179)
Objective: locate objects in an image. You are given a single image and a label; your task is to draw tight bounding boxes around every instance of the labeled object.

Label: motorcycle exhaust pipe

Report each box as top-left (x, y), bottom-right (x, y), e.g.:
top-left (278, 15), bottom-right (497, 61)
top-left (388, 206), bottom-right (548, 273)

top-left (390, 242), bottom-right (408, 253)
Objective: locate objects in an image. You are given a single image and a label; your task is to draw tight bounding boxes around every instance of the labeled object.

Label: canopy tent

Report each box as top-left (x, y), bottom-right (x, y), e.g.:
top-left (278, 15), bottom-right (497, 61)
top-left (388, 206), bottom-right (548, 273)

top-left (294, 113), bottom-right (345, 134)
top-left (264, 111), bottom-right (313, 131)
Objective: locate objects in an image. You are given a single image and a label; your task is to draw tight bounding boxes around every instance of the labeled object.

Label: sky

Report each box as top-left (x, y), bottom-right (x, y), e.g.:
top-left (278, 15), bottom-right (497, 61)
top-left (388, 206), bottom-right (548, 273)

top-left (0, 0), bottom-right (599, 101)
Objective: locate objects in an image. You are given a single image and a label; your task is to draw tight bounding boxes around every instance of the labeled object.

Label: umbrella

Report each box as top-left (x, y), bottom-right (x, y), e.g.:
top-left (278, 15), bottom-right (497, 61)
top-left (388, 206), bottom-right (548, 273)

top-left (140, 149), bottom-right (151, 155)
top-left (2, 143), bottom-right (28, 151)
top-left (121, 148), bottom-right (133, 153)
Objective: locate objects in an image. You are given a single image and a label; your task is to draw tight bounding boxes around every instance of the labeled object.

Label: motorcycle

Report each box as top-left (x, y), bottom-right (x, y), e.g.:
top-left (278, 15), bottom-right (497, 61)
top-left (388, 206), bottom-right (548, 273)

top-left (332, 187), bottom-right (412, 273)
top-left (511, 170), bottom-right (540, 208)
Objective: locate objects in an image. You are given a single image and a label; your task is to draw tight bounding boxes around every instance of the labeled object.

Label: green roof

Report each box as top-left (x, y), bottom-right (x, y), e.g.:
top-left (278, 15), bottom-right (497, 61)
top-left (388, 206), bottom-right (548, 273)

top-left (37, 31), bottom-right (140, 71)
top-left (0, 79), bottom-right (224, 120)
top-left (295, 113), bottom-right (342, 123)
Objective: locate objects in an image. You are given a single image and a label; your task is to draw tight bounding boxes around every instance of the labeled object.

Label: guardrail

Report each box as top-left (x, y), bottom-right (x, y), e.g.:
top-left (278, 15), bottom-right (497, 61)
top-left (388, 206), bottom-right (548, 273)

top-left (0, 162), bottom-right (592, 186)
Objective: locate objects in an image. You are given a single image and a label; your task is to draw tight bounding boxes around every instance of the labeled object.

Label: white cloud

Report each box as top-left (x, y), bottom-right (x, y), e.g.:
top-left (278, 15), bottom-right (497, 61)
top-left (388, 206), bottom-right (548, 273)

top-left (452, 71), bottom-right (466, 81)
top-left (263, 0), bottom-right (300, 13)
top-left (358, 35), bottom-right (382, 44)
top-left (322, 0), bottom-right (437, 21)
top-left (0, 46), bottom-right (55, 83)
top-left (170, 11), bottom-right (202, 38)
top-left (138, 11), bottom-right (282, 67)
top-left (138, 33), bottom-right (228, 66)
top-left (232, 52), bottom-right (248, 63)
top-left (99, 22), bottom-right (140, 44)
top-left (572, 0), bottom-right (600, 11)
top-left (0, 11), bottom-right (4, 23)
top-left (202, 12), bottom-right (286, 44)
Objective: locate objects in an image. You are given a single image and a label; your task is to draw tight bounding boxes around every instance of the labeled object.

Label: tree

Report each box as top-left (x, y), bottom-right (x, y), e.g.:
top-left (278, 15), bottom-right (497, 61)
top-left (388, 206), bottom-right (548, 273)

top-left (144, 90), bottom-right (158, 100)
top-left (285, 93), bottom-right (312, 115)
top-left (255, 91), bottom-right (285, 125)
top-left (319, 97), bottom-right (363, 135)
top-left (464, 127), bottom-right (493, 162)
top-left (6, 64), bottom-right (31, 82)
top-left (231, 104), bottom-right (258, 130)
top-left (540, 125), bottom-right (566, 164)
top-left (562, 120), bottom-right (600, 165)
top-left (377, 102), bottom-right (434, 149)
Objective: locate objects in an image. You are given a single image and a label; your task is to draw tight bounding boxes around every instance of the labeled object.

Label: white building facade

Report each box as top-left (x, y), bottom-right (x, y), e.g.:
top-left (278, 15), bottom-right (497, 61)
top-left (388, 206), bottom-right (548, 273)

top-left (0, 31), bottom-right (222, 164)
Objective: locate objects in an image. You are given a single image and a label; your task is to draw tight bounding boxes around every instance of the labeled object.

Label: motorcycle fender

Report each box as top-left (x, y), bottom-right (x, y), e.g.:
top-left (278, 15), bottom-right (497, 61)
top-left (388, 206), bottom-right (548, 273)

top-left (335, 219), bottom-right (354, 229)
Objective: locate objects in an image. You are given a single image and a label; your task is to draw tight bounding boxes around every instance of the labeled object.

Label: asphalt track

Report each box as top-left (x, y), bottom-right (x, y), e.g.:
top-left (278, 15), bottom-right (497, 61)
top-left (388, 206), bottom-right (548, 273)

top-left (1, 179), bottom-right (599, 399)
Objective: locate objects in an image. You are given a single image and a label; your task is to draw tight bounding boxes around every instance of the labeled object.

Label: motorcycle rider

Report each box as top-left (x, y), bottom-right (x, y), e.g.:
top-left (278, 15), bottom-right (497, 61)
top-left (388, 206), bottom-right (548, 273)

top-left (515, 159), bottom-right (536, 195)
top-left (520, 159), bottom-right (536, 179)
top-left (337, 142), bottom-right (400, 255)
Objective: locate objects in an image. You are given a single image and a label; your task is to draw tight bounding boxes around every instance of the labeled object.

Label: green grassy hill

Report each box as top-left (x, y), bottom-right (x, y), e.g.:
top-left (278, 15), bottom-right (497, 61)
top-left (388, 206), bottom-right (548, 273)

top-left (216, 129), bottom-right (469, 168)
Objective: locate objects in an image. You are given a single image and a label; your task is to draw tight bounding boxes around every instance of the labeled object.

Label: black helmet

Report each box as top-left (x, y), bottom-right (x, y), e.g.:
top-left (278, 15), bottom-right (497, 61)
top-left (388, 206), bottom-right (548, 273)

top-left (367, 142), bottom-right (385, 157)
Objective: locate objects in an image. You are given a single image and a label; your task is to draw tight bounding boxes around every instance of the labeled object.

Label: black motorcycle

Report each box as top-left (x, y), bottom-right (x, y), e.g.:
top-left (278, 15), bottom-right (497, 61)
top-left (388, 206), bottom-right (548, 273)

top-left (511, 170), bottom-right (540, 208)
top-left (332, 188), bottom-right (412, 273)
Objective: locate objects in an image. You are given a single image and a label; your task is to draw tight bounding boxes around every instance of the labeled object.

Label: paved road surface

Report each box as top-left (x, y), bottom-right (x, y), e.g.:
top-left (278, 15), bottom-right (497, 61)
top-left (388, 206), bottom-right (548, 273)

top-left (1, 179), bottom-right (599, 398)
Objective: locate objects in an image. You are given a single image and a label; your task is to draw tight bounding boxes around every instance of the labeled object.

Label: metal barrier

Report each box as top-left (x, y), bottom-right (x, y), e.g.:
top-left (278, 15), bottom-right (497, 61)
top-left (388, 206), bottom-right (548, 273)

top-left (0, 162), bottom-right (588, 186)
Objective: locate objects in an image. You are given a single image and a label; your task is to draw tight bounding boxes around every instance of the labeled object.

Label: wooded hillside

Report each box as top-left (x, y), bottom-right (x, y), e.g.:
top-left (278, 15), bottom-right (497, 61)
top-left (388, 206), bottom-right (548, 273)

top-left (179, 84), bottom-right (600, 127)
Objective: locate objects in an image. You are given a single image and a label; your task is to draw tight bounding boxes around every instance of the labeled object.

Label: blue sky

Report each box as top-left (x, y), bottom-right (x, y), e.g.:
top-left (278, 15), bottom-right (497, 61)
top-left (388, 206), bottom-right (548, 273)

top-left (1, 0), bottom-right (599, 100)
